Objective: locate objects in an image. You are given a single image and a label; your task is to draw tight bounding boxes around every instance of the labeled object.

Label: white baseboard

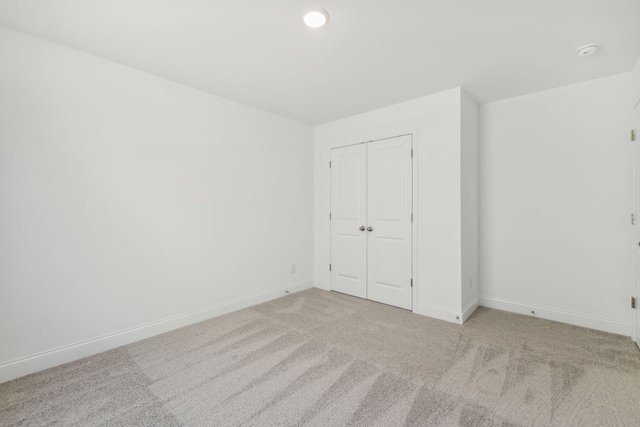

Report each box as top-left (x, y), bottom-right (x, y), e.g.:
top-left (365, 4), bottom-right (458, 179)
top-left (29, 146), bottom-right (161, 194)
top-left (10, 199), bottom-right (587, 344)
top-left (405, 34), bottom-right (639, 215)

top-left (462, 297), bottom-right (480, 323)
top-left (479, 296), bottom-right (631, 336)
top-left (413, 302), bottom-right (463, 324)
top-left (0, 280), bottom-right (314, 384)
top-left (314, 279), bottom-right (330, 291)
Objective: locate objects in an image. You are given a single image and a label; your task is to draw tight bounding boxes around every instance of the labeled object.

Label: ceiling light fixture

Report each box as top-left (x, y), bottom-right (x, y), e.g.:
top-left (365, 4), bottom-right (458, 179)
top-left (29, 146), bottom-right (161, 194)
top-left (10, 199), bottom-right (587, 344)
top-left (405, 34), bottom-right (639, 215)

top-left (576, 43), bottom-right (599, 56)
top-left (302, 7), bottom-right (329, 28)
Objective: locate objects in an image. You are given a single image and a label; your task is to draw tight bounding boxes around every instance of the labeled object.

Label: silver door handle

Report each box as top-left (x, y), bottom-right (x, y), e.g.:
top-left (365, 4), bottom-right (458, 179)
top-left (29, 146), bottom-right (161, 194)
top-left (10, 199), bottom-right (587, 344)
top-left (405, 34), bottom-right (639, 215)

top-left (359, 226), bottom-right (365, 231)
top-left (367, 226), bottom-right (373, 232)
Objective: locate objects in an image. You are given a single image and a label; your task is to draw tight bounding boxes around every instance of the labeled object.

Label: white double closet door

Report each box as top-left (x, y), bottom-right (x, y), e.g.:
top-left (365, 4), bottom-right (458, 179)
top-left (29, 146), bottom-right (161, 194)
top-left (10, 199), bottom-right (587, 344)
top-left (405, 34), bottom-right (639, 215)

top-left (330, 134), bottom-right (413, 310)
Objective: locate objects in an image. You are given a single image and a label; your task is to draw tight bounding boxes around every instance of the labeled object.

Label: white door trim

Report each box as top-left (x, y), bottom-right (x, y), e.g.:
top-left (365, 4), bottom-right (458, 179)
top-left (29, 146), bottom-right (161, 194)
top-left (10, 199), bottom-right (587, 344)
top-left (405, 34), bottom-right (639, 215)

top-left (633, 101), bottom-right (640, 345)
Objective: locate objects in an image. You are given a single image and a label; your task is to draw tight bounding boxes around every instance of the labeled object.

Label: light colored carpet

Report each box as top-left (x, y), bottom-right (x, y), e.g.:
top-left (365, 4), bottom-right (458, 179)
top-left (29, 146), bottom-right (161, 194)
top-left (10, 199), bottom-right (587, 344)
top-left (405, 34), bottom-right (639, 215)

top-left (1, 288), bottom-right (640, 426)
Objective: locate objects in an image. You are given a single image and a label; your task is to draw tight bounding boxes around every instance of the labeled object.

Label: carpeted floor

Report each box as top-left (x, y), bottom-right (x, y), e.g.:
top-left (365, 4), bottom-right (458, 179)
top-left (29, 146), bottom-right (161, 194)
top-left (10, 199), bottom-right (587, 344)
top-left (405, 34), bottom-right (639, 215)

top-left (1, 288), bottom-right (640, 426)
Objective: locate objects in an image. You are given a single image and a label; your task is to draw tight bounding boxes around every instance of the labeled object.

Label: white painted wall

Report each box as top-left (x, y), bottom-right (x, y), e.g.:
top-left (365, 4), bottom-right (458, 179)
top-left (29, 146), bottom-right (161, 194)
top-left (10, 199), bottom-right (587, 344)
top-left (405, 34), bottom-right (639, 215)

top-left (0, 26), bottom-right (314, 382)
top-left (314, 88), bottom-right (477, 322)
top-left (479, 73), bottom-right (633, 335)
top-left (632, 54), bottom-right (640, 108)
top-left (461, 91), bottom-right (479, 319)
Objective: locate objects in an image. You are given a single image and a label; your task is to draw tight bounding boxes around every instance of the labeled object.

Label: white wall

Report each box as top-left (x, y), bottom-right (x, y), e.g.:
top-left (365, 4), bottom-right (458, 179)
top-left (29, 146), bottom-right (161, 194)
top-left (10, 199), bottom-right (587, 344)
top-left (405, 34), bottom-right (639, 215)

top-left (0, 26), bottom-right (314, 382)
top-left (633, 54), bottom-right (640, 108)
top-left (314, 88), bottom-right (477, 322)
top-left (479, 73), bottom-right (633, 335)
top-left (461, 91), bottom-right (479, 319)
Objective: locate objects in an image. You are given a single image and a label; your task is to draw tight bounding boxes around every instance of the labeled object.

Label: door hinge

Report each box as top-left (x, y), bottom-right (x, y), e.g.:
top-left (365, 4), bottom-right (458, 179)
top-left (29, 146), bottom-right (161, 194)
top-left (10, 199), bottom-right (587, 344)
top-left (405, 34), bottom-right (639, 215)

top-left (632, 297), bottom-right (637, 309)
top-left (632, 130), bottom-right (636, 142)
top-left (329, 264), bottom-right (332, 272)
top-left (411, 149), bottom-right (413, 158)
top-left (632, 214), bottom-right (636, 226)
top-left (411, 213), bottom-right (413, 222)
top-left (329, 161), bottom-right (332, 168)
top-left (329, 212), bottom-right (331, 220)
top-left (411, 278), bottom-right (413, 288)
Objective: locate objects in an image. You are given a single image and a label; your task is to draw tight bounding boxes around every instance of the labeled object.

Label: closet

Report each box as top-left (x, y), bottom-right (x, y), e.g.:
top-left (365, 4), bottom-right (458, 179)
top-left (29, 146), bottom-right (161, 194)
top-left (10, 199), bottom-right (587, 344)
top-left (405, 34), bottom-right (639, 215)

top-left (329, 134), bottom-right (413, 309)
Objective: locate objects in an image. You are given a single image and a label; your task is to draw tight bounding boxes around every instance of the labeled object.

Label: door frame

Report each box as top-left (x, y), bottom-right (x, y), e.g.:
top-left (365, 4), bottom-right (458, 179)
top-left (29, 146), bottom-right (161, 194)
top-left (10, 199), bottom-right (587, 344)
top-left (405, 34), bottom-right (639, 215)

top-left (327, 127), bottom-right (418, 311)
top-left (633, 101), bottom-right (640, 345)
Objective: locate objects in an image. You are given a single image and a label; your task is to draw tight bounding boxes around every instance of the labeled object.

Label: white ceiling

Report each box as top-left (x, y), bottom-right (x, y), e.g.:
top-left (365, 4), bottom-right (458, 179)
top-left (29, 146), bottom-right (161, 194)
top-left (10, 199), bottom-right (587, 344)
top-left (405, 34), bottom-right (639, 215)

top-left (1, 0), bottom-right (639, 125)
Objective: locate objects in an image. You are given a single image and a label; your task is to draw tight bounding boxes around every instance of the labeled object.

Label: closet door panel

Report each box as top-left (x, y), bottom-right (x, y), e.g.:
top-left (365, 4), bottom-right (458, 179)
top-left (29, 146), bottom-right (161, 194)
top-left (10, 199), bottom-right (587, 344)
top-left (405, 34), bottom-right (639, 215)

top-left (330, 144), bottom-right (367, 299)
top-left (367, 135), bottom-right (413, 309)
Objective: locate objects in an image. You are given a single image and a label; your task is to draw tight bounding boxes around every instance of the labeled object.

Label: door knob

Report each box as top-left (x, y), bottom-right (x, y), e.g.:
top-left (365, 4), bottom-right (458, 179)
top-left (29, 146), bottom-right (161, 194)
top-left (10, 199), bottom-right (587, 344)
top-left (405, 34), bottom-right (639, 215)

top-left (367, 226), bottom-right (373, 232)
top-left (359, 226), bottom-right (365, 231)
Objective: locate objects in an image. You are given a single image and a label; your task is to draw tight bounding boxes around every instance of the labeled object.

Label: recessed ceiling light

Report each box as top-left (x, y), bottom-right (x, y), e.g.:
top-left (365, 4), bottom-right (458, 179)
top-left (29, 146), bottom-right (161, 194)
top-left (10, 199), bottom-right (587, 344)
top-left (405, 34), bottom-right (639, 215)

top-left (576, 43), bottom-right (599, 56)
top-left (303, 7), bottom-right (329, 28)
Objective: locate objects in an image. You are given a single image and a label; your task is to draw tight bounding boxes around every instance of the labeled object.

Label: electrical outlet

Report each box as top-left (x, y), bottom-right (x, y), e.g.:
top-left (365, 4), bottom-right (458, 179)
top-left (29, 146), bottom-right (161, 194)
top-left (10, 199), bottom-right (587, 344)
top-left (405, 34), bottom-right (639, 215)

top-left (291, 263), bottom-right (296, 273)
